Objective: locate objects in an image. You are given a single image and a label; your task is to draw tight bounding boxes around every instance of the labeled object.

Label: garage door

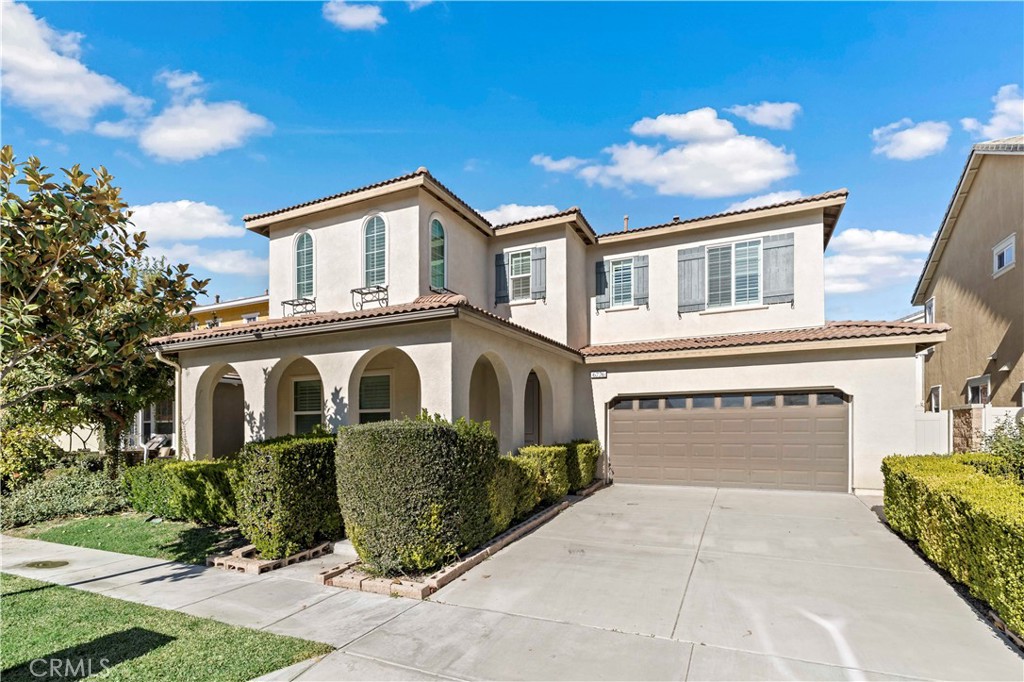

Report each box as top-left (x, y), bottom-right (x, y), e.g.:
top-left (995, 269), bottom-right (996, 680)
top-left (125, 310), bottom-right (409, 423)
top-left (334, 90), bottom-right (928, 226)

top-left (609, 391), bottom-right (849, 492)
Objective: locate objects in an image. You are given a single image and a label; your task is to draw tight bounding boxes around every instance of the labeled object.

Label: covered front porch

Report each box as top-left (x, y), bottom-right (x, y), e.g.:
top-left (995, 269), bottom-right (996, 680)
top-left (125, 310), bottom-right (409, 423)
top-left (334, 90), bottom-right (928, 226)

top-left (164, 313), bottom-right (581, 459)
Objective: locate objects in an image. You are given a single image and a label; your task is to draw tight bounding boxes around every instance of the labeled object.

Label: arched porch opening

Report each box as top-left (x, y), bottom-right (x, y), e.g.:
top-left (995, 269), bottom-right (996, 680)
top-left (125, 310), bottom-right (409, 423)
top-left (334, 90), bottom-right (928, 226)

top-left (273, 357), bottom-right (325, 436)
top-left (348, 347), bottom-right (422, 424)
top-left (196, 363), bottom-right (246, 458)
top-left (469, 353), bottom-right (513, 450)
top-left (523, 366), bottom-right (554, 446)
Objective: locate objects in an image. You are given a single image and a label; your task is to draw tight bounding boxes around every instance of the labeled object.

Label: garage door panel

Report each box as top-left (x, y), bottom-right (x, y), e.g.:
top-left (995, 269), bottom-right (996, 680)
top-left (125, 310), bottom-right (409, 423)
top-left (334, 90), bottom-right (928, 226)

top-left (610, 391), bottom-right (849, 492)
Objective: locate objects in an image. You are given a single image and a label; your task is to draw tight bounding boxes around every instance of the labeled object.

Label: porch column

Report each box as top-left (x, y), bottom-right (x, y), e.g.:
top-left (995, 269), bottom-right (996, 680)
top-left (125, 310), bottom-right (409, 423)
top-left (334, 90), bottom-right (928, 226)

top-left (405, 342), bottom-right (454, 419)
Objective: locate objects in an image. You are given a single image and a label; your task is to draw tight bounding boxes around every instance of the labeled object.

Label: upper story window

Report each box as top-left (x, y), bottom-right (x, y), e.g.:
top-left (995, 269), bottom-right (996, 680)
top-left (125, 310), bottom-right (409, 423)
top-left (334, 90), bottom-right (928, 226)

top-left (924, 297), bottom-right (936, 323)
top-left (295, 232), bottom-right (313, 298)
top-left (242, 313), bottom-right (259, 324)
top-left (610, 258), bottom-right (633, 307)
top-left (993, 234), bottom-right (1015, 277)
top-left (508, 250), bottom-right (532, 301)
top-left (967, 375), bottom-right (990, 405)
top-left (364, 216), bottom-right (387, 287)
top-left (430, 219), bottom-right (446, 289)
top-left (707, 239), bottom-right (761, 309)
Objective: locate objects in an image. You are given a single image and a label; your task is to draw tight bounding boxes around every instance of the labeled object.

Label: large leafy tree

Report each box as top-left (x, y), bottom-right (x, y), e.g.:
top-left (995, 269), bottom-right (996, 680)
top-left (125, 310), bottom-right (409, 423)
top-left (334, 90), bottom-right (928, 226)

top-left (1, 146), bottom-right (207, 471)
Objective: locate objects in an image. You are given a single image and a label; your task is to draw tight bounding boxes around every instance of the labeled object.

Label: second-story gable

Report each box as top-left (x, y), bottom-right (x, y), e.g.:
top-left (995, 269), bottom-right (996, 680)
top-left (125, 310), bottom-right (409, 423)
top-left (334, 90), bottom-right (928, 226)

top-left (243, 169), bottom-right (846, 349)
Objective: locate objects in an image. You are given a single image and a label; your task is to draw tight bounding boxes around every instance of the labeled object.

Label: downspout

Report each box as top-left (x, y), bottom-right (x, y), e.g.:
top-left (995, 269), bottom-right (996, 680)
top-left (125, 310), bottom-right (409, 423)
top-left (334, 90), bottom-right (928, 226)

top-left (155, 349), bottom-right (182, 459)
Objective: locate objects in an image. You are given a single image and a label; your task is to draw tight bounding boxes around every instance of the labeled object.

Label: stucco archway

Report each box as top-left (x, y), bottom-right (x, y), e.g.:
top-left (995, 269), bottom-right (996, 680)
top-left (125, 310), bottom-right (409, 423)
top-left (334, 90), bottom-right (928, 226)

top-left (469, 353), bottom-right (514, 452)
top-left (348, 347), bottom-right (422, 423)
top-left (268, 357), bottom-right (325, 436)
top-left (195, 363), bottom-right (246, 458)
top-left (523, 366), bottom-right (554, 446)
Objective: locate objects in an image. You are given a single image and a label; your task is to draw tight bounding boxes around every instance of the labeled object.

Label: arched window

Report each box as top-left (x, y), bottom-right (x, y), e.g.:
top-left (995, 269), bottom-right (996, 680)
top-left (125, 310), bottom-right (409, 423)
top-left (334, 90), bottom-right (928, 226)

top-left (364, 216), bottom-right (386, 286)
top-left (430, 218), bottom-right (446, 289)
top-left (295, 232), bottom-right (313, 298)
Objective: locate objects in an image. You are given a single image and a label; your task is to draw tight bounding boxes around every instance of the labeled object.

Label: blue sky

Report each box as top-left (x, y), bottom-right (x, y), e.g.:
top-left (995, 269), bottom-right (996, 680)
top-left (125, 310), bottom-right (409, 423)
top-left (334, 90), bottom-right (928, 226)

top-left (3, 1), bottom-right (1023, 319)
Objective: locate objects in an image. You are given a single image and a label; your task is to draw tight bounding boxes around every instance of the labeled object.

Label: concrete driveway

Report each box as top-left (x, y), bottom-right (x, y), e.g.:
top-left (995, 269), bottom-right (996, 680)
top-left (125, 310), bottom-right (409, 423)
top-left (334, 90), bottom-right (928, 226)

top-left (310, 485), bottom-right (1022, 681)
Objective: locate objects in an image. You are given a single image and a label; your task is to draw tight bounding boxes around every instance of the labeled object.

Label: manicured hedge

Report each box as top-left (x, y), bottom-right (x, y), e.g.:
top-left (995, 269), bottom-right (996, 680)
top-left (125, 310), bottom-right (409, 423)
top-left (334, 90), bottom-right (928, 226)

top-left (336, 418), bottom-right (497, 575)
top-left (882, 453), bottom-right (1024, 634)
top-left (487, 455), bottom-right (543, 534)
top-left (1, 467), bottom-right (127, 530)
top-left (565, 440), bottom-right (601, 492)
top-left (123, 460), bottom-right (237, 525)
top-left (517, 445), bottom-right (570, 503)
top-left (235, 435), bottom-right (343, 559)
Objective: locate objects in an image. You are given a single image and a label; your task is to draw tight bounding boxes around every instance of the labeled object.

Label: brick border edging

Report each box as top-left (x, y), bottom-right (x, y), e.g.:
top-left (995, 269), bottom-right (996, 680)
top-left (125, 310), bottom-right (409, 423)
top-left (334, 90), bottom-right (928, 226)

top-left (319, 479), bottom-right (610, 600)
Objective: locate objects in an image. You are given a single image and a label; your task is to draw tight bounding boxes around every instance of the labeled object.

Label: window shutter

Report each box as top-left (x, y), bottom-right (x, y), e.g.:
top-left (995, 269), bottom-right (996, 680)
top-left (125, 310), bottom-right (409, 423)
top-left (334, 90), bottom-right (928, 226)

top-left (595, 260), bottom-right (610, 310)
top-left (530, 246), bottom-right (547, 300)
top-left (763, 232), bottom-right (795, 305)
top-left (494, 253), bottom-right (509, 305)
top-left (678, 247), bottom-right (706, 313)
top-left (633, 254), bottom-right (649, 306)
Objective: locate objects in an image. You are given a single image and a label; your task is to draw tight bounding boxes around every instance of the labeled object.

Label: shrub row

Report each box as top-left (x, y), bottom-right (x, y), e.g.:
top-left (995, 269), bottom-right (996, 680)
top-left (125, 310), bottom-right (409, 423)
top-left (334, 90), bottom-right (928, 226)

top-left (336, 418), bottom-right (495, 575)
top-left (882, 453), bottom-right (1024, 635)
top-left (519, 439), bottom-right (601, 498)
top-left (123, 460), bottom-right (237, 526)
top-left (1, 467), bottom-right (127, 530)
top-left (235, 434), bottom-right (343, 559)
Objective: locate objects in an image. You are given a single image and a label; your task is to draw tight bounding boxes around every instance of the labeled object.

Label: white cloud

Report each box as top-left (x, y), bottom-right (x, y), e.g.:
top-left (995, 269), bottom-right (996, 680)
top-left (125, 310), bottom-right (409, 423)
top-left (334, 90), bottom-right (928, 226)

top-left (156, 69), bottom-right (206, 101)
top-left (726, 102), bottom-right (802, 130)
top-left (871, 119), bottom-right (951, 160)
top-left (630, 108), bottom-right (737, 142)
top-left (139, 99), bottom-right (272, 162)
top-left (535, 107), bottom-right (798, 198)
top-left (148, 243), bottom-right (268, 275)
top-left (824, 228), bottom-right (933, 294)
top-left (577, 136), bottom-right (797, 198)
top-left (407, 0), bottom-right (433, 9)
top-left (961, 84), bottom-right (1024, 140)
top-left (130, 200), bottom-right (246, 242)
top-left (530, 154), bottom-right (588, 173)
top-left (94, 119), bottom-right (139, 138)
top-left (726, 190), bottom-right (803, 212)
top-left (481, 204), bottom-right (560, 225)
top-left (322, 1), bottom-right (387, 31)
top-left (0, 2), bottom-right (150, 131)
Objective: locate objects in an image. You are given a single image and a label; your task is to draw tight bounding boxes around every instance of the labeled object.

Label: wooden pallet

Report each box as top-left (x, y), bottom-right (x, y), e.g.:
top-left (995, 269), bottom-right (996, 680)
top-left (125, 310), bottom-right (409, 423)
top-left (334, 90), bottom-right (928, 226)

top-left (207, 542), bottom-right (333, 575)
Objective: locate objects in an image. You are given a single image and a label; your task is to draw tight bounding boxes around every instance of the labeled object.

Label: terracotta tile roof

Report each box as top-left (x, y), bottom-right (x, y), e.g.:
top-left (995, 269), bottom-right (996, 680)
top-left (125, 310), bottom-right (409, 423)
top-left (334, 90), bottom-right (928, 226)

top-left (580, 320), bottom-right (949, 357)
top-left (150, 293), bottom-right (580, 355)
top-left (596, 188), bottom-right (849, 240)
top-left (492, 207), bottom-right (579, 229)
top-left (243, 168), bottom-right (491, 228)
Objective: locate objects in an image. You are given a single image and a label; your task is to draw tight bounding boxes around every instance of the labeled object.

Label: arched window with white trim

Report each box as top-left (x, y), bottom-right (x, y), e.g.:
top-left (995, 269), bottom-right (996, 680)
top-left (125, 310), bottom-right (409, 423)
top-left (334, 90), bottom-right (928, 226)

top-left (430, 218), bottom-right (446, 289)
top-left (295, 232), bottom-right (313, 298)
top-left (364, 216), bottom-right (387, 286)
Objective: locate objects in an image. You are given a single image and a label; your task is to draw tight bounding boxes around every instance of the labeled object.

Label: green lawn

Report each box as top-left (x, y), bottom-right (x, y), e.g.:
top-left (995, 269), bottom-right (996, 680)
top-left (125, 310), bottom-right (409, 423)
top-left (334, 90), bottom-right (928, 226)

top-left (0, 573), bottom-right (331, 681)
top-left (8, 513), bottom-right (247, 565)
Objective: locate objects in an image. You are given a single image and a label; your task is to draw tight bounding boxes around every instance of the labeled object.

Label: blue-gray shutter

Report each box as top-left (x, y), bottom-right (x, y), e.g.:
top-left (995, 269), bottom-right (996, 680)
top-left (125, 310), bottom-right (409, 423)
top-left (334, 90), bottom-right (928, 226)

top-left (678, 247), bottom-right (706, 313)
top-left (595, 260), bottom-right (610, 311)
top-left (494, 253), bottom-right (509, 305)
top-left (763, 232), bottom-right (795, 305)
top-left (633, 254), bottom-right (649, 307)
top-left (530, 246), bottom-right (547, 300)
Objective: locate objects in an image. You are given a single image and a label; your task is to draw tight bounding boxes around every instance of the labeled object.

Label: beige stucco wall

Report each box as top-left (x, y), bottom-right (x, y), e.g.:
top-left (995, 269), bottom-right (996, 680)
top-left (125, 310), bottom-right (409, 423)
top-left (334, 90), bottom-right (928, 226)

top-left (418, 194), bottom-right (489, 307)
top-left (266, 190), bottom-right (422, 315)
top-left (923, 154), bottom-right (1023, 408)
top-left (579, 343), bottom-right (923, 492)
top-left (587, 210), bottom-right (827, 344)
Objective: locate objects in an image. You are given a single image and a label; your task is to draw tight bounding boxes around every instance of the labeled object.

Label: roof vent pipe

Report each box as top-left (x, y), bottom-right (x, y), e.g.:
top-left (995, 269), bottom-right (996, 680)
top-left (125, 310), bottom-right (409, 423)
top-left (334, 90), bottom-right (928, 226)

top-left (623, 215), bottom-right (629, 231)
top-left (673, 215), bottom-right (680, 223)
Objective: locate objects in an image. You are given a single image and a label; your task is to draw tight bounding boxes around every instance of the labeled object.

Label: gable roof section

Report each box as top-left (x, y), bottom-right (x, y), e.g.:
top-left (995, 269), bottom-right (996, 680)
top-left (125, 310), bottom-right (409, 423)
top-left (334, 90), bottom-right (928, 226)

top-left (244, 167), bottom-right (492, 237)
top-left (594, 189), bottom-right (848, 248)
top-left (912, 136), bottom-right (1024, 305)
top-left (581, 320), bottom-right (948, 359)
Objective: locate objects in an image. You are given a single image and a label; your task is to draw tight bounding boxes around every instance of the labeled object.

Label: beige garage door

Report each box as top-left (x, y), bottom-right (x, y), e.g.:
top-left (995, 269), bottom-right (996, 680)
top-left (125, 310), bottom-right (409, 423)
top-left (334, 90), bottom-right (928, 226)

top-left (609, 391), bottom-right (849, 492)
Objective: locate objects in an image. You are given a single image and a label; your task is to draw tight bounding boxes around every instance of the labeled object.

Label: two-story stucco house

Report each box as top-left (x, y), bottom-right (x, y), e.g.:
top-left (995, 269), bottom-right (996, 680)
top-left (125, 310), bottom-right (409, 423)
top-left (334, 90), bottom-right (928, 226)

top-left (150, 168), bottom-right (947, 493)
top-left (911, 135), bottom-right (1023, 450)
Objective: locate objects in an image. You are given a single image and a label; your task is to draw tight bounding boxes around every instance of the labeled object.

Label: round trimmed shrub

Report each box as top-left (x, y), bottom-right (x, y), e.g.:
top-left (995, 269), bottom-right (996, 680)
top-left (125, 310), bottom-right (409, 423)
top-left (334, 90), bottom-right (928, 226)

top-left (336, 418), bottom-right (498, 575)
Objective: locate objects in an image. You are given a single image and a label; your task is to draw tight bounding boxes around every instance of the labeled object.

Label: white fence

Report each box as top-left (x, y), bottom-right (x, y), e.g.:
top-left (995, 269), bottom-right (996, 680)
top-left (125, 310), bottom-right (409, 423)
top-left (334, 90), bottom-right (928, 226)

top-left (915, 405), bottom-right (1023, 455)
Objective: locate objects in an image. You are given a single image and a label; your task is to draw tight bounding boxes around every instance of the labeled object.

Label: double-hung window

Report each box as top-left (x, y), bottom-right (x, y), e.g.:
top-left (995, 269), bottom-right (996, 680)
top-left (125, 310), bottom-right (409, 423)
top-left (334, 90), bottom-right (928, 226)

top-left (967, 376), bottom-right (990, 405)
top-left (610, 258), bottom-right (633, 307)
top-left (707, 239), bottom-right (761, 308)
top-left (359, 374), bottom-right (391, 423)
top-left (508, 250), bottom-right (532, 301)
top-left (293, 379), bottom-right (323, 434)
top-left (364, 216), bottom-right (387, 286)
top-left (993, 234), bottom-right (1016, 277)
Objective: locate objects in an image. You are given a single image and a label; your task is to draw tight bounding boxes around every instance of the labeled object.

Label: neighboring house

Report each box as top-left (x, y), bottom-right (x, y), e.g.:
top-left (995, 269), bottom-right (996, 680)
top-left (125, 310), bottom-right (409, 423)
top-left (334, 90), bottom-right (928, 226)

top-left (150, 168), bottom-right (947, 492)
top-left (189, 293), bottom-right (270, 330)
top-left (911, 136), bottom-right (1023, 449)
